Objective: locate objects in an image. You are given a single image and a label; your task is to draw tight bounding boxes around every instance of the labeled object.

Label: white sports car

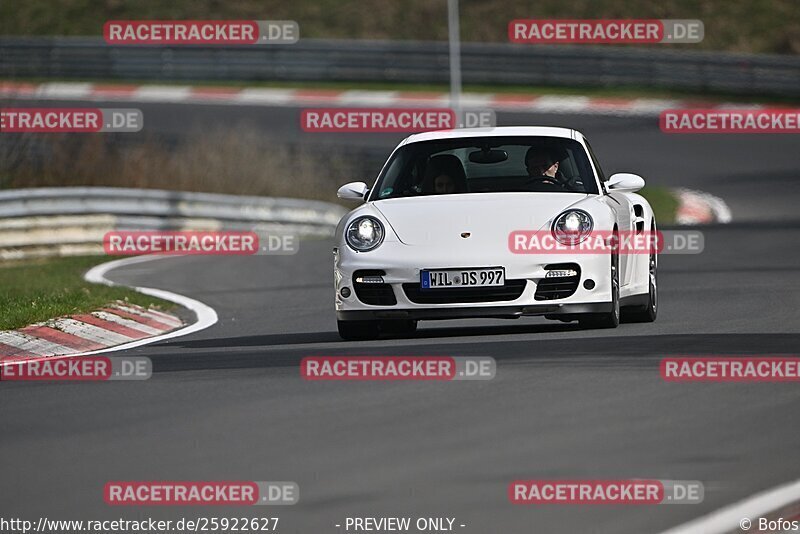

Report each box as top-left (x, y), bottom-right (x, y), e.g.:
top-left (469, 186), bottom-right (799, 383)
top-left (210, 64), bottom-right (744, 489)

top-left (333, 126), bottom-right (657, 340)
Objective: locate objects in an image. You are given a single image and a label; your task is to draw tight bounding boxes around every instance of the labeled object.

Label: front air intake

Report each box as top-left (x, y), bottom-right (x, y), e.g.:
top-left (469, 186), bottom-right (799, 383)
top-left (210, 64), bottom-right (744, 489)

top-left (535, 263), bottom-right (581, 300)
top-left (353, 270), bottom-right (396, 305)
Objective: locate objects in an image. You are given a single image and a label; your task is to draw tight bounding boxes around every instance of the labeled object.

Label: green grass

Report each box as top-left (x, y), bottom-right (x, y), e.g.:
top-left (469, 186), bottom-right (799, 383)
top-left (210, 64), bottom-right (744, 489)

top-left (1, 0), bottom-right (798, 55)
top-left (0, 256), bottom-right (174, 331)
top-left (640, 186), bottom-right (679, 224)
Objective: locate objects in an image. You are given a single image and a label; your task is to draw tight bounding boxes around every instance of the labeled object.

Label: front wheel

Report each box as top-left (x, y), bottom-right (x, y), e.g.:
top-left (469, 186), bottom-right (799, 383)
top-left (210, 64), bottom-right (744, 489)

top-left (337, 319), bottom-right (380, 340)
top-left (622, 246), bottom-right (658, 323)
top-left (579, 249), bottom-right (620, 329)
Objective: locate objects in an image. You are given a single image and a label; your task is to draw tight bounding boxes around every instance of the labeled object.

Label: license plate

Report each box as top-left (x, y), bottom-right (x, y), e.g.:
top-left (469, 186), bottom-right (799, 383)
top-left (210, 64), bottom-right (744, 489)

top-left (421, 268), bottom-right (505, 289)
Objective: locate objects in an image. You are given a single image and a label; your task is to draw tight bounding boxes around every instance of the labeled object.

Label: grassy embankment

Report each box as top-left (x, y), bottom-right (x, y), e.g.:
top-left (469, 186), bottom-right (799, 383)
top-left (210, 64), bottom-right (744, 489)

top-left (0, 256), bottom-right (172, 331)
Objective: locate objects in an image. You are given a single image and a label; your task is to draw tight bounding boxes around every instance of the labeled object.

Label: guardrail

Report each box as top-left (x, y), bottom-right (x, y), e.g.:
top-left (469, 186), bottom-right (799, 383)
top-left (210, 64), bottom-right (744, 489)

top-left (1, 37), bottom-right (799, 97)
top-left (0, 187), bottom-right (347, 260)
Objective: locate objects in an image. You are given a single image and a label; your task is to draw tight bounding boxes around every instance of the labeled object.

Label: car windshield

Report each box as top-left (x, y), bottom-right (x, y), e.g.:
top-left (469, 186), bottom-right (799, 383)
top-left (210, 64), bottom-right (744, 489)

top-left (370, 136), bottom-right (599, 201)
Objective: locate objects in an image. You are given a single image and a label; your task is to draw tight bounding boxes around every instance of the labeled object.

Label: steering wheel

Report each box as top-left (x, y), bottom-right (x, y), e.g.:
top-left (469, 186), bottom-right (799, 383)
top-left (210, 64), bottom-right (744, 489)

top-left (528, 172), bottom-right (570, 190)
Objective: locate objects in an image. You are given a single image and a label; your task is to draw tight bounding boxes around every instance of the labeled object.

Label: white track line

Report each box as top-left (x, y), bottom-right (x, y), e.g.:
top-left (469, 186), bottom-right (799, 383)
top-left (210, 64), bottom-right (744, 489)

top-left (78, 254), bottom-right (218, 355)
top-left (0, 254), bottom-right (218, 366)
top-left (658, 478), bottom-right (800, 534)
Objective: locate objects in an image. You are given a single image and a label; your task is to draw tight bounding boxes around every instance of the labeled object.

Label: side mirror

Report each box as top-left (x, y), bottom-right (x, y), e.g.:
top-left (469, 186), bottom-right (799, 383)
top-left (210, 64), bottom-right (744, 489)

top-left (337, 181), bottom-right (369, 201)
top-left (606, 173), bottom-right (645, 193)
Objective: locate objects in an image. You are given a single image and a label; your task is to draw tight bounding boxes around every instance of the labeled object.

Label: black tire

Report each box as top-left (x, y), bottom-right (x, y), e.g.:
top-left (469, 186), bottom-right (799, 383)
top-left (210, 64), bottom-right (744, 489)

top-left (622, 237), bottom-right (658, 323)
top-left (379, 319), bottom-right (418, 337)
top-left (337, 319), bottom-right (380, 340)
top-left (579, 246), bottom-right (620, 329)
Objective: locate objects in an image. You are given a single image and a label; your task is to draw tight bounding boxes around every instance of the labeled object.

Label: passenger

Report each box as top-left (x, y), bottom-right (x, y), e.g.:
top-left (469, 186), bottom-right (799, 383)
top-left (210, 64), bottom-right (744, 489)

top-left (423, 154), bottom-right (467, 194)
top-left (433, 174), bottom-right (456, 194)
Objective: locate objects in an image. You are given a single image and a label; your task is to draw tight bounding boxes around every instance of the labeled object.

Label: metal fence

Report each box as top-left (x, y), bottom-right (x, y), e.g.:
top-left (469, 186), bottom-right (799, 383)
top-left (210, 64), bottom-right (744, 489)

top-left (2, 37), bottom-right (799, 97)
top-left (0, 187), bottom-right (347, 259)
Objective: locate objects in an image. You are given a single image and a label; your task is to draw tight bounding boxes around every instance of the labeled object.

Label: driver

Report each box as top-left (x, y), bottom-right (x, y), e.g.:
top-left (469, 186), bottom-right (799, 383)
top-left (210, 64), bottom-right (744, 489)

top-left (525, 146), bottom-right (562, 186)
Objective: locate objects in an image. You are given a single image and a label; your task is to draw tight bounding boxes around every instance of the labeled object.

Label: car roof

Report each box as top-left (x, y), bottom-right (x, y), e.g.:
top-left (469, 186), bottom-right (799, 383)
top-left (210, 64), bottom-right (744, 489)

top-left (399, 126), bottom-right (581, 147)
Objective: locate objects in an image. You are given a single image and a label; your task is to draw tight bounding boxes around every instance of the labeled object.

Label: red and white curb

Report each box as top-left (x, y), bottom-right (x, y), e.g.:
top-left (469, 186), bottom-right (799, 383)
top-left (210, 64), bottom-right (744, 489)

top-left (0, 81), bottom-right (762, 117)
top-left (675, 188), bottom-right (732, 225)
top-left (0, 302), bottom-right (182, 359)
top-left (0, 255), bottom-right (218, 365)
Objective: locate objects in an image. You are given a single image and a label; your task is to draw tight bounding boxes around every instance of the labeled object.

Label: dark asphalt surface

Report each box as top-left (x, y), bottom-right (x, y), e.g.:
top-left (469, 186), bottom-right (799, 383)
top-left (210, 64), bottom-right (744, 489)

top-left (1, 102), bottom-right (799, 534)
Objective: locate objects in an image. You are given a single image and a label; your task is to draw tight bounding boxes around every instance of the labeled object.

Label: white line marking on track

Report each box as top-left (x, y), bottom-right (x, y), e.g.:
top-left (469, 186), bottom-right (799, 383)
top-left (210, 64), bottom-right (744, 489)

top-left (658, 478), bottom-right (800, 534)
top-left (0, 254), bottom-right (218, 366)
top-left (78, 254), bottom-right (218, 355)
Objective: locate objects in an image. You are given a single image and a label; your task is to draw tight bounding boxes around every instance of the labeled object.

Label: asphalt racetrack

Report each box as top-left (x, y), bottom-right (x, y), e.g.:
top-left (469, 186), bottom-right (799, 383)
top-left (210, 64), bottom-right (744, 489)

top-left (2, 102), bottom-right (799, 533)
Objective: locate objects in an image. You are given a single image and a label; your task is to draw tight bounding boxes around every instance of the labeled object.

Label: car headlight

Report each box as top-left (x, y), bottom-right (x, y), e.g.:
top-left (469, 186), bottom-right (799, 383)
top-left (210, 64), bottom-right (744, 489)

top-left (346, 216), bottom-right (385, 251)
top-left (552, 210), bottom-right (593, 245)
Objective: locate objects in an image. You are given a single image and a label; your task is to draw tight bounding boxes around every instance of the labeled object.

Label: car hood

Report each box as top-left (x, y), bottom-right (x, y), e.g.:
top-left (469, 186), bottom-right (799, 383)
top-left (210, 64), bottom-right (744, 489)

top-left (373, 193), bottom-right (590, 247)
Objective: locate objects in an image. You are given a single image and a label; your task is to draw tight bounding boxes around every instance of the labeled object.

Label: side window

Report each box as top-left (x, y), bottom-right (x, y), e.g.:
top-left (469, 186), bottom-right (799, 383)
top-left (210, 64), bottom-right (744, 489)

top-left (585, 141), bottom-right (607, 182)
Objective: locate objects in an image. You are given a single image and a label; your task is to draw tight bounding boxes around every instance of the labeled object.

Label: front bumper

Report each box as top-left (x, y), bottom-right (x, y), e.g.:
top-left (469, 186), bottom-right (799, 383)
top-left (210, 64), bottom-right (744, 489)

top-left (337, 301), bottom-right (612, 321)
top-left (334, 241), bottom-right (613, 321)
